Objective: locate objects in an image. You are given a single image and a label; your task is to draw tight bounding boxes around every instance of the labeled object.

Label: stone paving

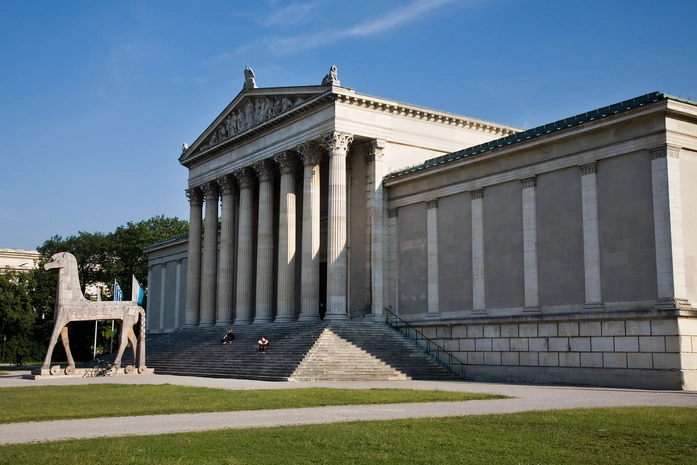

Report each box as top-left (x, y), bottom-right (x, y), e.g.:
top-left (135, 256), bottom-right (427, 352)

top-left (1, 369), bottom-right (696, 445)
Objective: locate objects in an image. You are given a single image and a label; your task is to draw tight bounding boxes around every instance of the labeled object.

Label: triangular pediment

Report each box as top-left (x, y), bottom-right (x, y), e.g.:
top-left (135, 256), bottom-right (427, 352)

top-left (180, 85), bottom-right (334, 166)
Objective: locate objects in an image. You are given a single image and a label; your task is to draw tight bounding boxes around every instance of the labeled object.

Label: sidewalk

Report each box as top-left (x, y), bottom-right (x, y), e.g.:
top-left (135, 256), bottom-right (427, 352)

top-left (1, 370), bottom-right (696, 445)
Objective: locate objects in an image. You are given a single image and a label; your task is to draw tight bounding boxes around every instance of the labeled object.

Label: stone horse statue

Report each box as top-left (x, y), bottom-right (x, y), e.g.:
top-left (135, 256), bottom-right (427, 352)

top-left (41, 252), bottom-right (147, 375)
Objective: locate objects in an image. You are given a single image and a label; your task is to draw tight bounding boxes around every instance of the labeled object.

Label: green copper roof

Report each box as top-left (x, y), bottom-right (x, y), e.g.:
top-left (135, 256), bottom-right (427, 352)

top-left (385, 91), bottom-right (696, 180)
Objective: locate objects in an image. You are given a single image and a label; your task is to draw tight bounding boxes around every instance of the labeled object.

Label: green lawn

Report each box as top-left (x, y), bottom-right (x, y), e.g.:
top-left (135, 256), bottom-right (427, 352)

top-left (0, 384), bottom-right (505, 423)
top-left (0, 407), bottom-right (695, 464)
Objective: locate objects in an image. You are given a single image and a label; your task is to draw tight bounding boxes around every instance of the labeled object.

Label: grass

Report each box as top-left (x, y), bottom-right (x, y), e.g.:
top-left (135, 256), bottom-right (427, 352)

top-left (0, 385), bottom-right (505, 423)
top-left (0, 407), bottom-right (695, 464)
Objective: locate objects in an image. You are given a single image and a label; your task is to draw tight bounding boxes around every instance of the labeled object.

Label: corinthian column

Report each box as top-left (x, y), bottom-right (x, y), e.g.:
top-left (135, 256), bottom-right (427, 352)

top-left (275, 151), bottom-right (297, 322)
top-left (323, 131), bottom-right (353, 320)
top-left (216, 174), bottom-right (236, 326)
top-left (184, 187), bottom-right (203, 328)
top-left (199, 181), bottom-right (219, 327)
top-left (234, 168), bottom-right (255, 325)
top-left (297, 141), bottom-right (322, 321)
top-left (253, 159), bottom-right (276, 324)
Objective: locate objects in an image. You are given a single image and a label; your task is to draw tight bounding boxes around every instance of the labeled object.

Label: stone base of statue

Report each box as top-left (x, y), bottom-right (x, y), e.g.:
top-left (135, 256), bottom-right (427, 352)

top-left (24, 365), bottom-right (154, 380)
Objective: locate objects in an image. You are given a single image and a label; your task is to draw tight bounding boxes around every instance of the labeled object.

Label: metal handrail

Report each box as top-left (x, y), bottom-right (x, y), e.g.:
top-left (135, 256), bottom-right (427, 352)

top-left (382, 307), bottom-right (466, 379)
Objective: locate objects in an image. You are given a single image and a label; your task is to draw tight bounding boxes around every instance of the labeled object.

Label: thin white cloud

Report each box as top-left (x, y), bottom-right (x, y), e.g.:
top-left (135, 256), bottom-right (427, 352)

top-left (262, 0), bottom-right (456, 54)
top-left (263, 2), bottom-right (316, 27)
top-left (347, 0), bottom-right (454, 37)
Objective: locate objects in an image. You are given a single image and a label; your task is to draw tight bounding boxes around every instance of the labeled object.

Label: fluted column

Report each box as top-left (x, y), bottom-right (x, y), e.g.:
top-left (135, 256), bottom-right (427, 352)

top-left (184, 187), bottom-right (203, 328)
top-left (199, 181), bottom-right (219, 327)
top-left (234, 168), bottom-right (256, 325)
top-left (275, 151), bottom-right (297, 322)
top-left (297, 141), bottom-right (322, 321)
top-left (368, 139), bottom-right (387, 320)
top-left (253, 159), bottom-right (276, 324)
top-left (216, 174), bottom-right (236, 326)
top-left (323, 131), bottom-right (353, 320)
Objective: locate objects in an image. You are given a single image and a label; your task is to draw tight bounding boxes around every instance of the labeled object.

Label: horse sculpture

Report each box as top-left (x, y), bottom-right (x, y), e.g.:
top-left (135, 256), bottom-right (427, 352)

top-left (41, 252), bottom-right (147, 375)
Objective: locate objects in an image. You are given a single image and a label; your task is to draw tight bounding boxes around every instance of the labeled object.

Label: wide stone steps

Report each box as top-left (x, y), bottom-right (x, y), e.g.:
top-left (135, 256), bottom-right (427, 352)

top-left (119, 321), bottom-right (459, 382)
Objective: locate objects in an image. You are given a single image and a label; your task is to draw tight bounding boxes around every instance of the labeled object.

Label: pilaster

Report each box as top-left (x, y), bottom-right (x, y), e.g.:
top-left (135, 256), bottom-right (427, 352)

top-left (471, 189), bottom-right (486, 316)
top-left (174, 259), bottom-right (182, 329)
top-left (650, 145), bottom-right (690, 309)
top-left (425, 199), bottom-right (440, 320)
top-left (184, 187), bottom-right (203, 327)
top-left (521, 177), bottom-right (540, 314)
top-left (387, 208), bottom-right (399, 315)
top-left (323, 131), bottom-right (353, 320)
top-left (580, 163), bottom-right (604, 311)
top-left (159, 262), bottom-right (167, 332)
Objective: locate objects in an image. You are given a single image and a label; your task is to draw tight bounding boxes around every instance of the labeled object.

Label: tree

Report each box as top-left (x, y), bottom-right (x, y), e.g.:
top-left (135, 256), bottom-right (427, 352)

top-left (103, 215), bottom-right (189, 300)
top-left (0, 269), bottom-right (37, 361)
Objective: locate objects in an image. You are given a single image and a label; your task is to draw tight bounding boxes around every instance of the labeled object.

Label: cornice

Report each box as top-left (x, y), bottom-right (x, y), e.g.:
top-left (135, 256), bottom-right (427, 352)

top-left (334, 91), bottom-right (519, 137)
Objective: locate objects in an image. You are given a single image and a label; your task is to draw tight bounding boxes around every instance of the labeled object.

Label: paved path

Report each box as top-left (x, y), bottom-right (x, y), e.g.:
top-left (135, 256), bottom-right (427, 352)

top-left (1, 370), bottom-right (696, 445)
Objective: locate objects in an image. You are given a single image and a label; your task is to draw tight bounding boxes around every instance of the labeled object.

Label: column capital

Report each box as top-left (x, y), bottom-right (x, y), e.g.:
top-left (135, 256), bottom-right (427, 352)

top-left (649, 144), bottom-right (681, 160)
top-left (365, 138), bottom-right (386, 164)
top-left (234, 167), bottom-right (256, 188)
top-left (201, 181), bottom-right (219, 201)
top-left (274, 151), bottom-right (297, 174)
top-left (520, 176), bottom-right (536, 188)
top-left (217, 174), bottom-right (237, 195)
top-left (579, 162), bottom-right (597, 175)
top-left (322, 131), bottom-right (353, 156)
top-left (185, 187), bottom-right (203, 206)
top-left (470, 189), bottom-right (484, 200)
top-left (297, 140), bottom-right (323, 166)
top-left (426, 199), bottom-right (438, 209)
top-left (254, 159), bottom-right (276, 182)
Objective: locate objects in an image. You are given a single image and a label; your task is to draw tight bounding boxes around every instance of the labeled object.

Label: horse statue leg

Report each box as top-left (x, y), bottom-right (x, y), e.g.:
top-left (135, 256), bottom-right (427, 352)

top-left (42, 322), bottom-right (65, 370)
top-left (59, 326), bottom-right (76, 370)
top-left (127, 327), bottom-right (138, 364)
top-left (113, 318), bottom-right (135, 368)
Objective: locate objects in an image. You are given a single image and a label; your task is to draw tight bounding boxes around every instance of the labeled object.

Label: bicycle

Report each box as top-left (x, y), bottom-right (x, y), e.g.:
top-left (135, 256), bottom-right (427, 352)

top-left (84, 358), bottom-right (118, 377)
top-left (10, 355), bottom-right (26, 369)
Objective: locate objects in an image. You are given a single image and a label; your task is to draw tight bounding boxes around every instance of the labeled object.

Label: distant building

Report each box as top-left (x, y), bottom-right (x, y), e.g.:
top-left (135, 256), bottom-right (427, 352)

top-left (0, 248), bottom-right (40, 273)
top-left (146, 67), bottom-right (697, 390)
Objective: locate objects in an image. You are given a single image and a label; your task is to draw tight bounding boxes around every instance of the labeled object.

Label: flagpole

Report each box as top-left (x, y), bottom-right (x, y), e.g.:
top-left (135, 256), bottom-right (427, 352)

top-left (93, 287), bottom-right (101, 360)
top-left (111, 280), bottom-right (117, 353)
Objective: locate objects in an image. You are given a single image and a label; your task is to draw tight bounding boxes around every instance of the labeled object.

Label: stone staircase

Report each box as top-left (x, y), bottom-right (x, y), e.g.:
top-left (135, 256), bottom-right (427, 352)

top-left (114, 321), bottom-right (460, 382)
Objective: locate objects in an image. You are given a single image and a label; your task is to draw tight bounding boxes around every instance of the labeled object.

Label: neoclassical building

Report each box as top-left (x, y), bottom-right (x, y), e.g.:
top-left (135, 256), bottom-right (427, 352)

top-left (146, 67), bottom-right (697, 389)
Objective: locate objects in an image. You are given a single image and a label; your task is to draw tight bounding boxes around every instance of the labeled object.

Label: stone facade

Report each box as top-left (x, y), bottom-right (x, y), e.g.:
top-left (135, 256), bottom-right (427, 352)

top-left (0, 248), bottom-right (40, 273)
top-left (146, 68), bottom-right (697, 389)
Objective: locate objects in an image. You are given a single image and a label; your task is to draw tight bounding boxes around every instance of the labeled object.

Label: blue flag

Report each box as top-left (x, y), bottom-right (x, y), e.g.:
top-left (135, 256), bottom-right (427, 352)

top-left (132, 275), bottom-right (145, 306)
top-left (114, 280), bottom-right (123, 301)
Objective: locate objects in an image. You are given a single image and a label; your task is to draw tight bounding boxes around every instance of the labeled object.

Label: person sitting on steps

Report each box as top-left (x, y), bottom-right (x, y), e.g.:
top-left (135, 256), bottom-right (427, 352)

top-left (221, 329), bottom-right (235, 344)
top-left (258, 336), bottom-right (270, 352)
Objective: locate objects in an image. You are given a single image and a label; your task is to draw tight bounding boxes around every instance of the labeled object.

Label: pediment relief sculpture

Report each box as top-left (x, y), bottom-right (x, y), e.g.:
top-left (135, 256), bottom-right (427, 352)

top-left (198, 94), bottom-right (306, 153)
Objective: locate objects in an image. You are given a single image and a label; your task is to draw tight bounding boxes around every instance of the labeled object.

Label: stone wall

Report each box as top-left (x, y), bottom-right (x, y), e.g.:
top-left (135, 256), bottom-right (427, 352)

top-left (412, 314), bottom-right (697, 389)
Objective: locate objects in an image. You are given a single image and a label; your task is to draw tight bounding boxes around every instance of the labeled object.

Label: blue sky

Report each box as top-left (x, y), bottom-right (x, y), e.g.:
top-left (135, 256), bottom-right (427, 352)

top-left (2, 0), bottom-right (696, 250)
